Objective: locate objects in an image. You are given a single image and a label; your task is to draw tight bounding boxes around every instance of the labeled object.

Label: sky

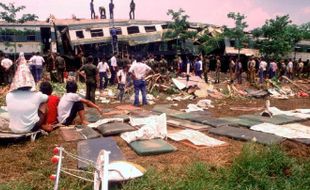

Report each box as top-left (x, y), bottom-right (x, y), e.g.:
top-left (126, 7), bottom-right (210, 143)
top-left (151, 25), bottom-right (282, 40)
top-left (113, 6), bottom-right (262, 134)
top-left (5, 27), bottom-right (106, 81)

top-left (1, 0), bottom-right (310, 29)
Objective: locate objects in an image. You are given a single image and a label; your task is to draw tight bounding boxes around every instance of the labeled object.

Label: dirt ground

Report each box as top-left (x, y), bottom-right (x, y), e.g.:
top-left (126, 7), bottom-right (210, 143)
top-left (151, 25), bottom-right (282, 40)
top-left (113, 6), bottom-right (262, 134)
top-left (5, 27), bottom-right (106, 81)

top-left (0, 96), bottom-right (309, 185)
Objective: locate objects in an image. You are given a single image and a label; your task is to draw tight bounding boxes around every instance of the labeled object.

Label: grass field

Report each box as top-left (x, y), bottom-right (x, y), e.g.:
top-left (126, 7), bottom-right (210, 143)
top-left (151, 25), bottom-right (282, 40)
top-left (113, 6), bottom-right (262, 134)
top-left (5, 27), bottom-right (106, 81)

top-left (1, 142), bottom-right (309, 190)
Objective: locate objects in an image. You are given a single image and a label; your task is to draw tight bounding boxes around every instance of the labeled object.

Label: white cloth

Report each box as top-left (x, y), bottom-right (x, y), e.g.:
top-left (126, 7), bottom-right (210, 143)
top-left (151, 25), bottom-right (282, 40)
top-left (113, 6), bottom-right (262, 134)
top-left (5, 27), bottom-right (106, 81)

top-left (259, 61), bottom-right (267, 71)
top-left (251, 123), bottom-right (310, 139)
top-left (168, 129), bottom-right (226, 147)
top-left (57, 93), bottom-right (82, 123)
top-left (29, 55), bottom-right (36, 65)
top-left (97, 62), bottom-right (109, 73)
top-left (121, 114), bottom-right (167, 143)
top-left (29, 55), bottom-right (45, 66)
top-left (117, 70), bottom-right (127, 84)
top-left (288, 61), bottom-right (293, 69)
top-left (1, 58), bottom-right (13, 70)
top-left (129, 62), bottom-right (151, 80)
top-left (6, 91), bottom-right (48, 133)
top-left (111, 56), bottom-right (117, 67)
top-left (198, 60), bottom-right (203, 71)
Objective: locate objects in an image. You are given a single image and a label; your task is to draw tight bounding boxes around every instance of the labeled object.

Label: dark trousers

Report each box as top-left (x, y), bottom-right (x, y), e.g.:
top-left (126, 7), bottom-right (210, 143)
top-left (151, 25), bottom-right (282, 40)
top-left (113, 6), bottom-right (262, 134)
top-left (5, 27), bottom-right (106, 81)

top-left (34, 66), bottom-right (43, 82)
top-left (99, 72), bottom-right (108, 90)
top-left (63, 101), bottom-right (84, 126)
top-left (133, 80), bottom-right (147, 106)
top-left (57, 68), bottom-right (65, 83)
top-left (215, 71), bottom-right (220, 83)
top-left (118, 83), bottom-right (125, 102)
top-left (91, 11), bottom-right (95, 19)
top-left (129, 10), bottom-right (135, 19)
top-left (204, 72), bottom-right (208, 83)
top-left (30, 65), bottom-right (36, 81)
top-left (110, 69), bottom-right (116, 85)
top-left (86, 82), bottom-right (96, 103)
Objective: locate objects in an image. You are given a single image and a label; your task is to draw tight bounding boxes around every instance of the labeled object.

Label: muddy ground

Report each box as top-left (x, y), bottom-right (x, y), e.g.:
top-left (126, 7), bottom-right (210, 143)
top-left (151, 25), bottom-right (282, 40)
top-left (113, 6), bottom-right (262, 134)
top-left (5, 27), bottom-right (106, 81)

top-left (0, 96), bottom-right (309, 186)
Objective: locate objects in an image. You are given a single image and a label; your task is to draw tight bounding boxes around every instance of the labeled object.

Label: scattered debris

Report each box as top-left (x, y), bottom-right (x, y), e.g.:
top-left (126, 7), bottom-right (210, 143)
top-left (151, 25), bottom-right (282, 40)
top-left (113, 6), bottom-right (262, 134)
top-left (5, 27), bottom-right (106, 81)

top-left (168, 129), bottom-right (227, 148)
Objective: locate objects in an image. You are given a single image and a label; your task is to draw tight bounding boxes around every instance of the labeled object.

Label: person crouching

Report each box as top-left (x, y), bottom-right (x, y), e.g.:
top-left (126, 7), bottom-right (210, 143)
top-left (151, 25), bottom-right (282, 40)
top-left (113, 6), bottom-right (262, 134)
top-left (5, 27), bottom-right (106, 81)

top-left (57, 81), bottom-right (103, 126)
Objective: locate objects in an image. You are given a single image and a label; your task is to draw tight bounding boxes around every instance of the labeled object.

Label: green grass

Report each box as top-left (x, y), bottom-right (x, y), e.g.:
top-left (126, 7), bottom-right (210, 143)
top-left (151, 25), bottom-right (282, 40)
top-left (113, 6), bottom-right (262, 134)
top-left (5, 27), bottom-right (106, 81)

top-left (1, 143), bottom-right (309, 190)
top-left (122, 144), bottom-right (310, 190)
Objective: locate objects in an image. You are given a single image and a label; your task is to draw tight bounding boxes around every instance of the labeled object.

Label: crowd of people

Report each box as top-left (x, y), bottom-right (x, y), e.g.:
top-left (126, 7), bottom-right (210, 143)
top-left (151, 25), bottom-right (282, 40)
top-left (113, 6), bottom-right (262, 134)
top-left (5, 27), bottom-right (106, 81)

top-left (1, 49), bottom-right (310, 134)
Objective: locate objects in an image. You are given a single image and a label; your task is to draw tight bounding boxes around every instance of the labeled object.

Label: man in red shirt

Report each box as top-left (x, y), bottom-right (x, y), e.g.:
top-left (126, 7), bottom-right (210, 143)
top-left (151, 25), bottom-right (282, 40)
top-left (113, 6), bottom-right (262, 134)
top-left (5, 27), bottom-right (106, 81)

top-left (39, 82), bottom-right (60, 125)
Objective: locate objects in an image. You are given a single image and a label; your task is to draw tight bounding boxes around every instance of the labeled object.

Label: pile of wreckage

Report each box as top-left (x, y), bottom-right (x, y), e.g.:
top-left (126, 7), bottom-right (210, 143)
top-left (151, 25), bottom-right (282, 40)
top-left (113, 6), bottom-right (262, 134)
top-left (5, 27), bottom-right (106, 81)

top-left (169, 75), bottom-right (310, 100)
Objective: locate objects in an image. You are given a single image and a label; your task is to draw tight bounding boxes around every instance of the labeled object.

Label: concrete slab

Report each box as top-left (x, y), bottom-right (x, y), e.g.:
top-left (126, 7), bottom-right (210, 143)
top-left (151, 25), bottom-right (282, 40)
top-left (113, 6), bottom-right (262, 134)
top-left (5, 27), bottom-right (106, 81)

top-left (97, 122), bottom-right (136, 136)
top-left (77, 137), bottom-right (125, 170)
top-left (239, 114), bottom-right (303, 125)
top-left (129, 139), bottom-right (177, 156)
top-left (79, 127), bottom-right (101, 139)
top-left (209, 126), bottom-right (284, 145)
top-left (219, 117), bottom-right (262, 128)
top-left (167, 119), bottom-right (210, 131)
top-left (60, 127), bottom-right (84, 142)
top-left (202, 118), bottom-right (231, 128)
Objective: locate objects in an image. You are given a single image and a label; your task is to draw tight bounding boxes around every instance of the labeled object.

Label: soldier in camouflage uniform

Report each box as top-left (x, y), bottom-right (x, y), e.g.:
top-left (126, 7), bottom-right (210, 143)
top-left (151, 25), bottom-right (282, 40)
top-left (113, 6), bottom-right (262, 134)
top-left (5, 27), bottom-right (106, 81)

top-left (203, 55), bottom-right (210, 83)
top-left (248, 57), bottom-right (256, 84)
top-left (159, 55), bottom-right (168, 75)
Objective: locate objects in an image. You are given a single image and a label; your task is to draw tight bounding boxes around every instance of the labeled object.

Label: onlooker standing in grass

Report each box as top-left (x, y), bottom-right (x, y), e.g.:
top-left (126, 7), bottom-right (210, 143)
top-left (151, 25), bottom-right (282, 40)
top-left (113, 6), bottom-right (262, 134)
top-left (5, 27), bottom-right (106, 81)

top-left (79, 56), bottom-right (99, 103)
top-left (129, 55), bottom-right (152, 106)
top-left (215, 56), bottom-right (221, 83)
top-left (269, 60), bottom-right (278, 79)
top-left (97, 58), bottom-right (110, 92)
top-left (117, 65), bottom-right (129, 102)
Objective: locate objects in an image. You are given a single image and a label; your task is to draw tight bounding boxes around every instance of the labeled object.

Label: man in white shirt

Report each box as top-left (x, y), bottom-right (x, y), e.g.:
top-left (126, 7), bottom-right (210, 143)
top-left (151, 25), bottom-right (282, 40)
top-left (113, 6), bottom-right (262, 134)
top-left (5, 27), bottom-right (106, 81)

top-left (58, 81), bottom-right (103, 126)
top-left (97, 58), bottom-right (110, 91)
top-left (117, 65), bottom-right (128, 102)
top-left (6, 63), bottom-right (52, 133)
top-left (1, 54), bottom-right (13, 84)
top-left (287, 59), bottom-right (294, 79)
top-left (29, 52), bottom-right (45, 82)
top-left (259, 58), bottom-right (268, 84)
top-left (110, 52), bottom-right (118, 85)
top-left (129, 55), bottom-right (152, 106)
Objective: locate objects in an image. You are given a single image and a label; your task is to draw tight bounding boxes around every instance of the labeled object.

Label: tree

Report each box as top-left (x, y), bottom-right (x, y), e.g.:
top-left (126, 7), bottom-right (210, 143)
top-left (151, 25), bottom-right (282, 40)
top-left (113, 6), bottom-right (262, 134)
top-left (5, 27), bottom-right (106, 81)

top-left (253, 15), bottom-right (303, 60)
top-left (0, 2), bottom-right (38, 58)
top-left (224, 12), bottom-right (248, 58)
top-left (164, 9), bottom-right (197, 52)
top-left (300, 22), bottom-right (310, 40)
top-left (0, 2), bottom-right (38, 23)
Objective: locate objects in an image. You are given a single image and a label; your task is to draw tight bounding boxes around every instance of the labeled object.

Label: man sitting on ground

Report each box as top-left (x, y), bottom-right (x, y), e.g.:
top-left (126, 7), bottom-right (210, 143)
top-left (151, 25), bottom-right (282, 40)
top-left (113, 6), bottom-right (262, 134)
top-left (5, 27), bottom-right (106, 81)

top-left (6, 63), bottom-right (53, 133)
top-left (39, 82), bottom-right (60, 125)
top-left (57, 81), bottom-right (103, 126)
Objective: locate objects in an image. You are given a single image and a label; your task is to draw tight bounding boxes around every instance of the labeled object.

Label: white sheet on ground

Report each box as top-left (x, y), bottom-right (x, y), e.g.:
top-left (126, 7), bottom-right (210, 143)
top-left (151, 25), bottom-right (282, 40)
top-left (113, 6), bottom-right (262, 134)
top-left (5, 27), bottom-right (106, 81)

top-left (168, 129), bottom-right (226, 147)
top-left (269, 107), bottom-right (310, 119)
top-left (88, 118), bottom-right (124, 128)
top-left (121, 113), bottom-right (167, 143)
top-left (282, 123), bottom-right (310, 135)
top-left (251, 123), bottom-right (310, 139)
top-left (129, 115), bottom-right (159, 127)
top-left (295, 109), bottom-right (310, 114)
top-left (185, 104), bottom-right (204, 113)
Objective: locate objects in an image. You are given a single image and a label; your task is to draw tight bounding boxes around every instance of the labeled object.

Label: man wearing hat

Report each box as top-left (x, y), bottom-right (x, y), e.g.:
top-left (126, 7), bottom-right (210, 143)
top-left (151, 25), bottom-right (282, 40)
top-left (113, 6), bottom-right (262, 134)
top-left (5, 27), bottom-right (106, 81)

top-left (6, 57), bottom-right (53, 133)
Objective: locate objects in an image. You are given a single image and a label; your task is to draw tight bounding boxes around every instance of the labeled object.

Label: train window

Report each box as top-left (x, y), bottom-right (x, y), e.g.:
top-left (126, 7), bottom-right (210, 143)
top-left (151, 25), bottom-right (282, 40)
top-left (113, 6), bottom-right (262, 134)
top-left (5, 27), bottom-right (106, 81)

top-left (109, 27), bottom-right (122, 35)
top-left (161, 25), bottom-right (168, 29)
top-left (90, 29), bottom-right (104, 37)
top-left (27, 35), bottom-right (36, 41)
top-left (145, 26), bottom-right (157, 33)
top-left (127, 26), bottom-right (140, 34)
top-left (76, 31), bottom-right (84, 39)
